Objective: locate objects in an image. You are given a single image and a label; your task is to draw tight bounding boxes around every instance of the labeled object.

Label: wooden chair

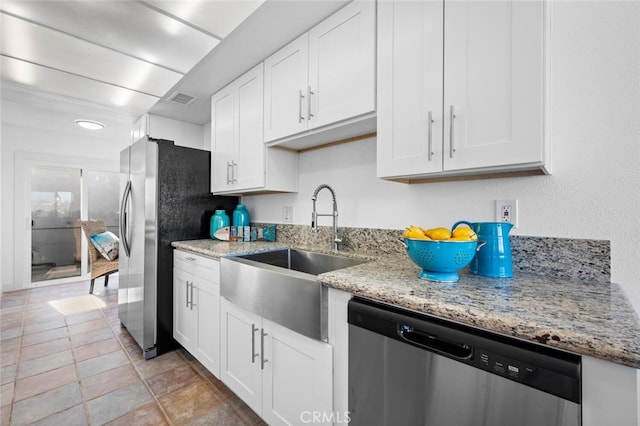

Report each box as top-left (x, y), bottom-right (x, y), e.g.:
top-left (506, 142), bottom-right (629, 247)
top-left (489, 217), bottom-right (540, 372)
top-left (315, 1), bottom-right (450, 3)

top-left (80, 219), bottom-right (119, 294)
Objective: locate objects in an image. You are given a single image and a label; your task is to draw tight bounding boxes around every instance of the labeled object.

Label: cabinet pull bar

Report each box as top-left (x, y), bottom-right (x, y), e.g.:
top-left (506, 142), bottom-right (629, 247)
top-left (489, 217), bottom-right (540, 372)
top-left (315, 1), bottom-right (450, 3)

top-left (231, 161), bottom-right (237, 184)
top-left (226, 161), bottom-right (231, 185)
top-left (307, 86), bottom-right (314, 120)
top-left (185, 281), bottom-right (190, 308)
top-left (299, 90), bottom-right (305, 123)
top-left (427, 111), bottom-right (434, 161)
top-left (190, 282), bottom-right (195, 310)
top-left (261, 329), bottom-right (268, 370)
top-left (449, 105), bottom-right (456, 158)
top-left (251, 324), bottom-right (259, 363)
top-left (185, 257), bottom-right (196, 261)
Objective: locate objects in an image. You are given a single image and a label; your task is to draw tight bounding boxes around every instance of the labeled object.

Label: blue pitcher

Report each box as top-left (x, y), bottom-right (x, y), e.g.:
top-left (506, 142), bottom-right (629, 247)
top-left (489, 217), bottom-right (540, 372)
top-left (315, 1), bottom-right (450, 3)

top-left (452, 221), bottom-right (513, 278)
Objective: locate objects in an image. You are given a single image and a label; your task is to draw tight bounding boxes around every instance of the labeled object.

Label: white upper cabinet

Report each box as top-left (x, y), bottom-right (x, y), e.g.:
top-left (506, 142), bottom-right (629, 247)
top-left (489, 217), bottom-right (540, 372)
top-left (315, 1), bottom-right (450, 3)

top-left (377, 0), bottom-right (550, 180)
top-left (263, 34), bottom-right (310, 143)
top-left (308, 1), bottom-right (375, 129)
top-left (211, 63), bottom-right (298, 194)
top-left (211, 87), bottom-right (235, 193)
top-left (264, 1), bottom-right (376, 149)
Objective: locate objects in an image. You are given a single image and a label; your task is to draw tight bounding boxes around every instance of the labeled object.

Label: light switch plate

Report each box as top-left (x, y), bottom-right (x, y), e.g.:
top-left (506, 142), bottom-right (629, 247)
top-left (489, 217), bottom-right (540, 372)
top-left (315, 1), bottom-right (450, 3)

top-left (283, 206), bottom-right (294, 222)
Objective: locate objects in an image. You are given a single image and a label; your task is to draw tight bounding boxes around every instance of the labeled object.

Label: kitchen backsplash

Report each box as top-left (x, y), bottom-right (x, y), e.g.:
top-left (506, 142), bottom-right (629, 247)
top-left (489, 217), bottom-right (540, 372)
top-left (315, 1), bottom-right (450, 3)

top-left (256, 223), bottom-right (611, 284)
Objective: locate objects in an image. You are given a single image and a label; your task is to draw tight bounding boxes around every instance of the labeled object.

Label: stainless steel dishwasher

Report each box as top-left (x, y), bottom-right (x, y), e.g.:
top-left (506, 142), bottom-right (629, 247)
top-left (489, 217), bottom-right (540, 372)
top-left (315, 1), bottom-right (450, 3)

top-left (348, 298), bottom-right (581, 426)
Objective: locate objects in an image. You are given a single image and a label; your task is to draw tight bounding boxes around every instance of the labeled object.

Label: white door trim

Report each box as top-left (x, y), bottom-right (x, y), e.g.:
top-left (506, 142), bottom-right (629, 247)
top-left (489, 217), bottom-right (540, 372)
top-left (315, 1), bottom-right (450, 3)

top-left (14, 151), bottom-right (117, 290)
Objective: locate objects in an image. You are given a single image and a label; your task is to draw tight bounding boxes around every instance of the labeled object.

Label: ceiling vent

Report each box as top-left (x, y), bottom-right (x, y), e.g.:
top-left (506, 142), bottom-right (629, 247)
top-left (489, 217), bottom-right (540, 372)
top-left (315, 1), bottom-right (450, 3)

top-left (168, 91), bottom-right (196, 106)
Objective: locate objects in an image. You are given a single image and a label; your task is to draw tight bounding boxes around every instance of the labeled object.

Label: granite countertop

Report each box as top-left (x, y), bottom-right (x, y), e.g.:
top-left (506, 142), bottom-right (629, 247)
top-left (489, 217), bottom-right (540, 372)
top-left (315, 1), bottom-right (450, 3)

top-left (172, 239), bottom-right (640, 369)
top-left (172, 239), bottom-right (290, 258)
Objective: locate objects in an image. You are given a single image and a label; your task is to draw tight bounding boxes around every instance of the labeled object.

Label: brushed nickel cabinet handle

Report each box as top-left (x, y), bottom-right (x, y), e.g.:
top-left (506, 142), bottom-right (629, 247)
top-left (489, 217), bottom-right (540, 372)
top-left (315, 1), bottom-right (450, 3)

top-left (307, 86), bottom-right (314, 120)
top-left (190, 282), bottom-right (195, 310)
top-left (298, 90), bottom-right (305, 123)
top-left (449, 105), bottom-right (456, 158)
top-left (251, 324), bottom-right (259, 363)
top-left (261, 329), bottom-right (268, 370)
top-left (185, 281), bottom-right (190, 308)
top-left (231, 161), bottom-right (238, 184)
top-left (427, 111), bottom-right (434, 161)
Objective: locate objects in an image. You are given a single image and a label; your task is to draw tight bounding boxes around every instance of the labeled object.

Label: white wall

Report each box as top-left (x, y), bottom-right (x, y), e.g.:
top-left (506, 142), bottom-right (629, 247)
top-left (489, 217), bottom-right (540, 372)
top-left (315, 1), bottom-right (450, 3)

top-left (244, 1), bottom-right (640, 312)
top-left (203, 122), bottom-right (212, 151)
top-left (146, 114), bottom-right (205, 149)
top-left (1, 93), bottom-right (133, 292)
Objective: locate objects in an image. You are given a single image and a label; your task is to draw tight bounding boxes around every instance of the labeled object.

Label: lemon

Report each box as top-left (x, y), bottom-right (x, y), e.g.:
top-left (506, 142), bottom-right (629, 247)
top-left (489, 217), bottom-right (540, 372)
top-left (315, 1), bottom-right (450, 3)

top-left (451, 227), bottom-right (478, 240)
top-left (449, 236), bottom-right (473, 241)
top-left (403, 226), bottom-right (429, 239)
top-left (424, 227), bottom-right (452, 240)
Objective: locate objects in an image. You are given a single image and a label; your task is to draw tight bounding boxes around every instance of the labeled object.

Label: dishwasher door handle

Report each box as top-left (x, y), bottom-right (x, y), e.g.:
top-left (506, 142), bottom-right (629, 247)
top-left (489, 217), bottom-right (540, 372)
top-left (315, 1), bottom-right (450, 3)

top-left (398, 325), bottom-right (473, 360)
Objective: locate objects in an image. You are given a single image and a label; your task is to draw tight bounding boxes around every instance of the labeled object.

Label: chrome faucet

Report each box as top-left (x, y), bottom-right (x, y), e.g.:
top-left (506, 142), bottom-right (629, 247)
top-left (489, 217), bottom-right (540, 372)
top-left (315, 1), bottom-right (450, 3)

top-left (311, 184), bottom-right (341, 251)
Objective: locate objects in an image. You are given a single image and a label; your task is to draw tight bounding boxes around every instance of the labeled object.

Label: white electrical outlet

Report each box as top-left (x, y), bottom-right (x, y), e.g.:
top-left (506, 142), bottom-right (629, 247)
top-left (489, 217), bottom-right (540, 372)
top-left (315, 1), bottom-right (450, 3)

top-left (495, 199), bottom-right (518, 227)
top-left (283, 206), bottom-right (294, 222)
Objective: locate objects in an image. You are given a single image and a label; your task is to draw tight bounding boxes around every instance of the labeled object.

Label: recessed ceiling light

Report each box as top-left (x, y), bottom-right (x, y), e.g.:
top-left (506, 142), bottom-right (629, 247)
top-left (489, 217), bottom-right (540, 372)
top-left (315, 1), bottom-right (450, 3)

top-left (75, 119), bottom-right (105, 130)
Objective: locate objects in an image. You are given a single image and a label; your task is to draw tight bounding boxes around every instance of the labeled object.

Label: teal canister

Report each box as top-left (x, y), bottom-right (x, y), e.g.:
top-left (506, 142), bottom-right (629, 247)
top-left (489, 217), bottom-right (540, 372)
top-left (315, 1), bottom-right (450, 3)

top-left (452, 221), bottom-right (514, 278)
top-left (232, 204), bottom-right (250, 227)
top-left (210, 210), bottom-right (230, 239)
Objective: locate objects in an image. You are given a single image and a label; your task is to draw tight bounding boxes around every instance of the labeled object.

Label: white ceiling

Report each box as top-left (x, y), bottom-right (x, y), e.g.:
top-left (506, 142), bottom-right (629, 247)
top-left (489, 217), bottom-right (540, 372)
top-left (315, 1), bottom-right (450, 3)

top-left (0, 0), bottom-right (262, 119)
top-left (0, 0), bottom-right (351, 129)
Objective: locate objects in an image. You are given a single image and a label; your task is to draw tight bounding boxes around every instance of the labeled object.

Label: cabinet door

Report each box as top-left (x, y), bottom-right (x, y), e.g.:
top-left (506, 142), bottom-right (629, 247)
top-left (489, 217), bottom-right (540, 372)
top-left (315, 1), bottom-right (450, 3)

top-left (235, 63), bottom-right (265, 191)
top-left (264, 33), bottom-right (309, 142)
top-left (377, 0), bottom-right (444, 178)
top-left (195, 284), bottom-right (220, 377)
top-left (261, 318), bottom-right (333, 426)
top-left (211, 86), bottom-right (236, 193)
top-left (173, 268), bottom-right (196, 350)
top-left (443, 0), bottom-right (544, 171)
top-left (131, 114), bottom-right (147, 143)
top-left (220, 298), bottom-right (262, 414)
top-left (308, 0), bottom-right (376, 129)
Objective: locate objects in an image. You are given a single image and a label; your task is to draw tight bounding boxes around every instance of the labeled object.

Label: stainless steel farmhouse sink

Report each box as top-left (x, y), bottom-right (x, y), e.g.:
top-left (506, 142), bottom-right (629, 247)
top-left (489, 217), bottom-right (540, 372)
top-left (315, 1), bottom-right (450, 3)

top-left (236, 248), bottom-right (368, 275)
top-left (220, 249), bottom-right (369, 341)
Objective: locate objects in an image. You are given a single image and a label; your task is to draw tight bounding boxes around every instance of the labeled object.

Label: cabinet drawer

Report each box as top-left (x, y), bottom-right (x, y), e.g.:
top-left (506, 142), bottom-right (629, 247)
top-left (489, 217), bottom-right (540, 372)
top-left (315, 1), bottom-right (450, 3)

top-left (174, 249), bottom-right (220, 283)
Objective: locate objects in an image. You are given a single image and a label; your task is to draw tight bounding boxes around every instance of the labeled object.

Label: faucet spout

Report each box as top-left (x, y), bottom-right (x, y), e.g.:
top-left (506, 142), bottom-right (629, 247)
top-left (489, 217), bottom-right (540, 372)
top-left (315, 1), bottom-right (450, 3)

top-left (311, 184), bottom-right (340, 251)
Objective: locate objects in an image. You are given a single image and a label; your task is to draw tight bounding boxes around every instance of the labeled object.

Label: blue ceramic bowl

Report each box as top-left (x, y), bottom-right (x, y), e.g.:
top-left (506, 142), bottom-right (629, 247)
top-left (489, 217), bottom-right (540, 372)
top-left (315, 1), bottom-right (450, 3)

top-left (403, 238), bottom-right (479, 282)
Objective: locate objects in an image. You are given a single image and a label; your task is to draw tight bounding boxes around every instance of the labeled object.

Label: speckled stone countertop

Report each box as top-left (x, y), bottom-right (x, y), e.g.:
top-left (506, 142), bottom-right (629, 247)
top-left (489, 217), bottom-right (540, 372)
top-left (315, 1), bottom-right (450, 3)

top-left (321, 257), bottom-right (640, 369)
top-left (172, 239), bottom-right (640, 369)
top-left (172, 239), bottom-right (290, 258)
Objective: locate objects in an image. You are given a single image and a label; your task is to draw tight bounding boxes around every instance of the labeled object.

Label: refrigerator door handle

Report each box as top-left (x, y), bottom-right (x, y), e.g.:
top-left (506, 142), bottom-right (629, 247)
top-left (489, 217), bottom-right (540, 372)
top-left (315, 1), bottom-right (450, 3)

top-left (119, 180), bottom-right (132, 257)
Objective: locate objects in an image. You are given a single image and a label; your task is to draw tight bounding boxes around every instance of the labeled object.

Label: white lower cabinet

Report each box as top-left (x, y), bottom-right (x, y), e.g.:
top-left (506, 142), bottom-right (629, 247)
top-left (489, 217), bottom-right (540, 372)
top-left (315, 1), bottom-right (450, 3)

top-left (220, 297), bottom-right (333, 425)
top-left (173, 250), bottom-right (220, 377)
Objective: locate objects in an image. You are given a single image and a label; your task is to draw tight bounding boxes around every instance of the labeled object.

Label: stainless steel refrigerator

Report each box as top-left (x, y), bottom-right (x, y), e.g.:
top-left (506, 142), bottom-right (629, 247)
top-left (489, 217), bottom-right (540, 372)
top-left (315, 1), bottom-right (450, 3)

top-left (118, 137), bottom-right (236, 359)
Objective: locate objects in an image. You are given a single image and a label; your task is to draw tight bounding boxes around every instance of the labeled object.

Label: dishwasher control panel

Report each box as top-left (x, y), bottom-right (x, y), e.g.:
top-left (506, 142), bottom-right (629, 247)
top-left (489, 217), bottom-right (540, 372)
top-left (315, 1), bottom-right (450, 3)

top-left (478, 349), bottom-right (535, 382)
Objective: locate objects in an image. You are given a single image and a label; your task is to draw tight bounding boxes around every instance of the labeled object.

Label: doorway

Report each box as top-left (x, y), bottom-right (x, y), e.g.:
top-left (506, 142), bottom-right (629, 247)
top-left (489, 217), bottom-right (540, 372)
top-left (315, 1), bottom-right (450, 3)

top-left (30, 165), bottom-right (82, 282)
top-left (29, 165), bottom-right (119, 284)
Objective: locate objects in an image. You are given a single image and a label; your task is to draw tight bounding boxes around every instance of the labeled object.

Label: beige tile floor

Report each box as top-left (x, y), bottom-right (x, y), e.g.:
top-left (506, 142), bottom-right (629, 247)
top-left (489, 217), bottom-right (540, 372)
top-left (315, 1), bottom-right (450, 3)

top-left (0, 276), bottom-right (265, 425)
